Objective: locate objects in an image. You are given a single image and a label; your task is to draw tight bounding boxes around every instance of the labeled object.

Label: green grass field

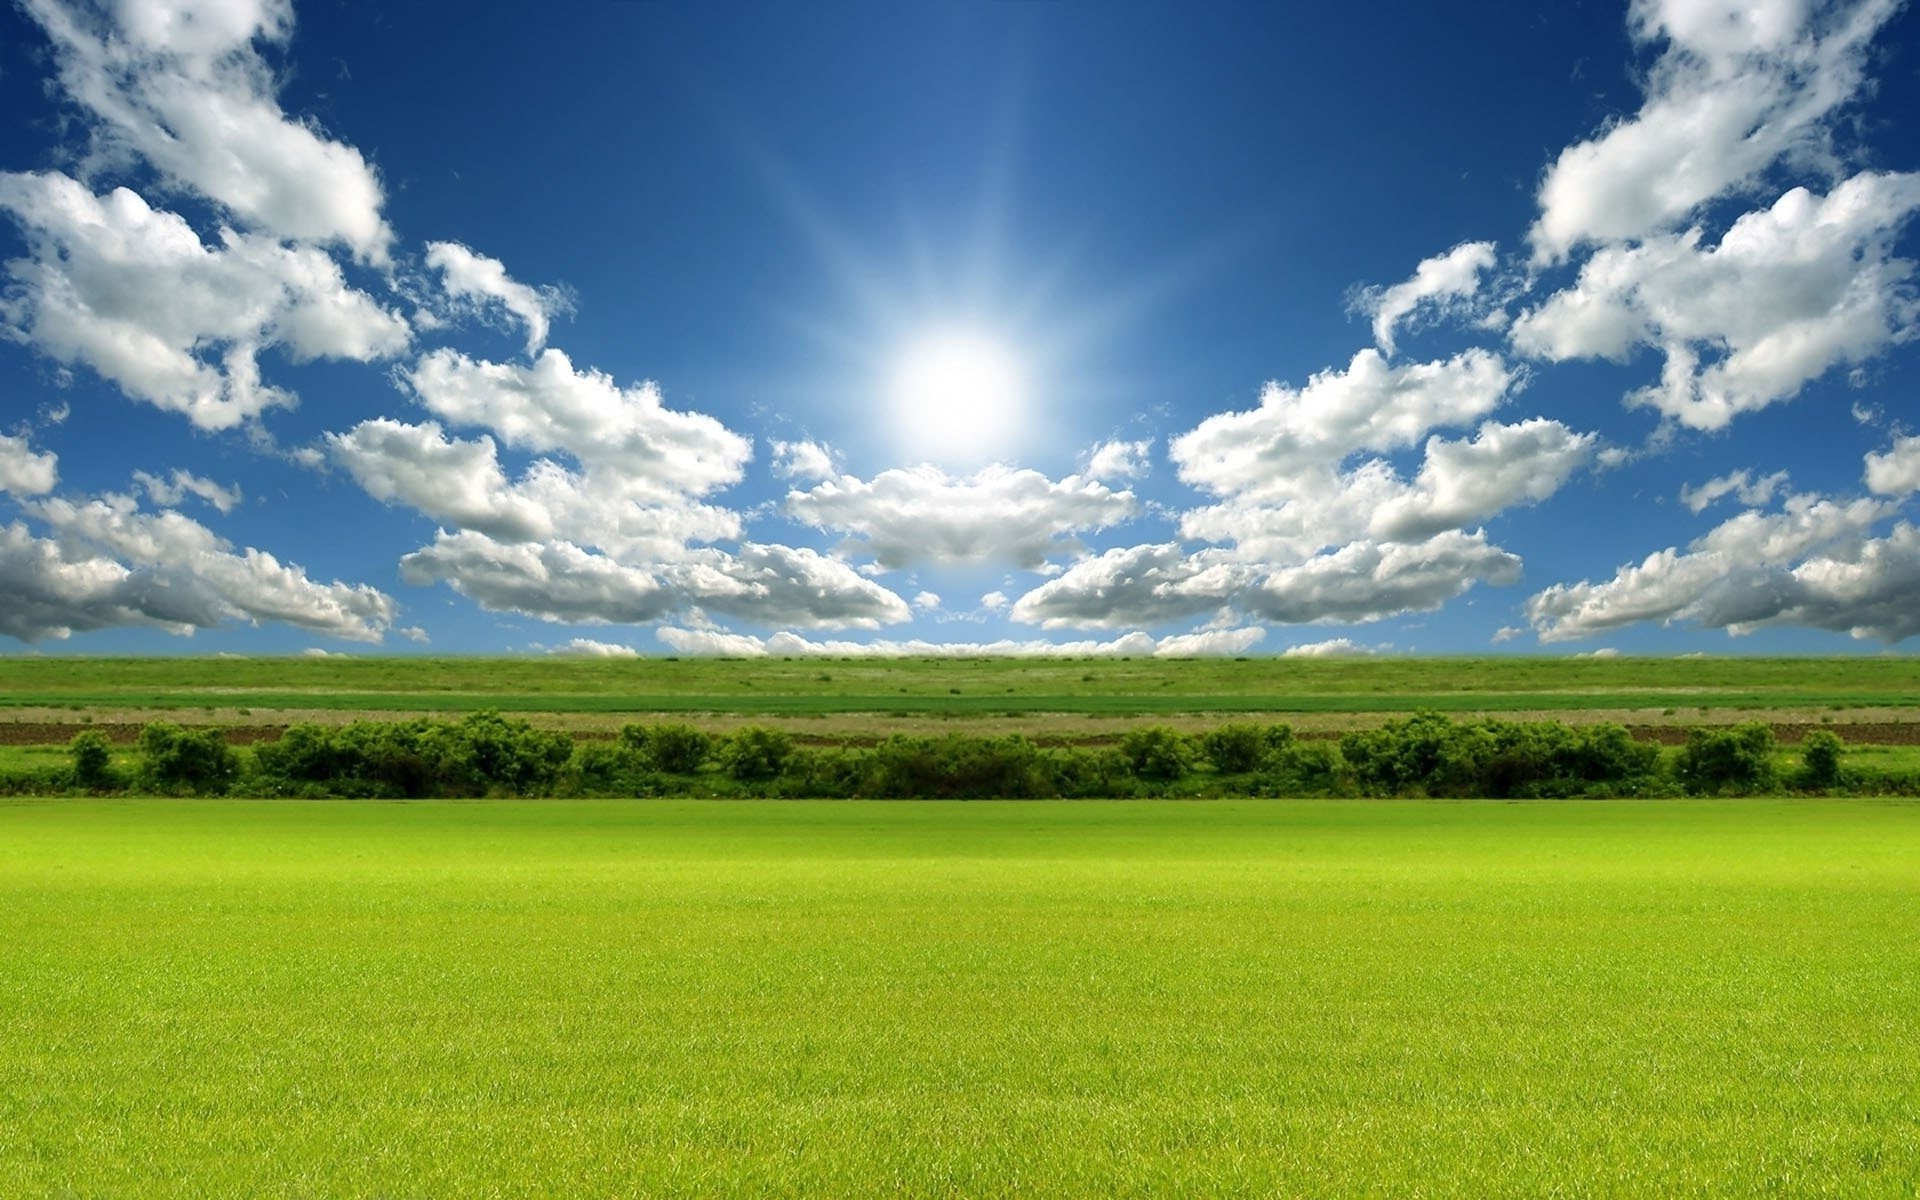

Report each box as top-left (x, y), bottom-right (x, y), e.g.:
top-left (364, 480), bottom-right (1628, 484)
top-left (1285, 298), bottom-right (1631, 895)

top-left (4, 797), bottom-right (1916, 1196)
top-left (5, 654), bottom-right (1920, 718)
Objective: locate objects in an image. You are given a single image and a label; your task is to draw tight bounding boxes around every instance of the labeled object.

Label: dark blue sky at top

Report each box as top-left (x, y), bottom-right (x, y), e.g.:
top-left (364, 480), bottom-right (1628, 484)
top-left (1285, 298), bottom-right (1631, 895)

top-left (2, 0), bottom-right (1919, 656)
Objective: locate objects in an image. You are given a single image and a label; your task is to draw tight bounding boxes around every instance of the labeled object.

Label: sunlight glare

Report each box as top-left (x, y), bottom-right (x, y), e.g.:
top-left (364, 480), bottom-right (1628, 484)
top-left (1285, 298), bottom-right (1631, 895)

top-left (889, 331), bottom-right (1026, 463)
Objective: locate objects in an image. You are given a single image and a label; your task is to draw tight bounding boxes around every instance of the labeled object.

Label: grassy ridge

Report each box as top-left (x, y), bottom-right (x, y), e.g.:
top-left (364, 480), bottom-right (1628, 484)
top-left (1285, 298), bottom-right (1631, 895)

top-left (3, 798), bottom-right (1917, 1196)
top-left (5, 654), bottom-right (1920, 715)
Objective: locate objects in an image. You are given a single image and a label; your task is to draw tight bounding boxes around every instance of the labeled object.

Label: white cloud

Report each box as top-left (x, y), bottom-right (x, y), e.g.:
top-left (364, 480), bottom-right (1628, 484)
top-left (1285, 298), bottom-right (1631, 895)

top-left (1172, 349), bottom-right (1515, 500)
top-left (1366, 419), bottom-right (1595, 542)
top-left (0, 434), bottom-right (58, 495)
top-left (1679, 468), bottom-right (1791, 512)
top-left (784, 463), bottom-right (1138, 571)
top-left (1358, 241), bottom-right (1498, 355)
top-left (425, 242), bottom-right (564, 354)
top-left (1085, 438), bottom-right (1153, 480)
top-left (1526, 490), bottom-right (1919, 642)
top-left (770, 439), bottom-right (836, 482)
top-left (1864, 435), bottom-right (1920, 497)
top-left (912, 590), bottom-right (940, 611)
top-left (0, 172), bottom-right (409, 429)
top-left (550, 637), bottom-right (639, 658)
top-left (1574, 647), bottom-right (1623, 659)
top-left (1280, 638), bottom-right (1378, 658)
top-left (397, 531), bottom-right (687, 626)
top-left (1514, 173), bottom-right (1920, 429)
top-left (326, 417), bottom-right (742, 559)
top-left (980, 590), bottom-right (1010, 611)
top-left (0, 490), bottom-right (397, 644)
top-left (653, 626), bottom-right (1263, 658)
top-left (405, 348), bottom-right (751, 499)
top-left (131, 468), bottom-right (241, 514)
top-left (1238, 531), bottom-right (1523, 625)
top-left (1153, 626), bottom-right (1266, 657)
top-left (20, 0), bottom-right (394, 260)
top-left (396, 530), bottom-right (911, 630)
top-left (1529, 0), bottom-right (1901, 261)
top-left (1010, 543), bottom-right (1245, 630)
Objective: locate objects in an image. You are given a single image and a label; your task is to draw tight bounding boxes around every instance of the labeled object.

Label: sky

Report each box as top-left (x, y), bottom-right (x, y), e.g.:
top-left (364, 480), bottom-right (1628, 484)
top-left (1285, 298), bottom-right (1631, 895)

top-left (1, 0), bottom-right (1919, 660)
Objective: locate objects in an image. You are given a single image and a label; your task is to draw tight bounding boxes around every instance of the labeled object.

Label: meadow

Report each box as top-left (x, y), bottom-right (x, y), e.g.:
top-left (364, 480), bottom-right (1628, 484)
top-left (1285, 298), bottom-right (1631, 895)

top-left (5, 653), bottom-right (1920, 722)
top-left (3, 797), bottom-right (1917, 1197)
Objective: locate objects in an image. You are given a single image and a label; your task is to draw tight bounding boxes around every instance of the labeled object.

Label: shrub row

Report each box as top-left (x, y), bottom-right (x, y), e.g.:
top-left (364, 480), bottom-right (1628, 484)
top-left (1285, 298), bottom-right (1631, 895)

top-left (35, 711), bottom-right (1903, 800)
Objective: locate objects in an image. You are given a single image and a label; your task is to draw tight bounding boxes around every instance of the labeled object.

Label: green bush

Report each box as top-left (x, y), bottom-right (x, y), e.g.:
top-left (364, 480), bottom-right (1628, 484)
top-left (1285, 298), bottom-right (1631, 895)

top-left (1797, 729), bottom-right (1845, 790)
top-left (1674, 723), bottom-right (1778, 795)
top-left (138, 722), bottom-right (240, 794)
top-left (1120, 726), bottom-right (1196, 781)
top-left (1200, 724), bottom-right (1286, 775)
top-left (69, 729), bottom-right (116, 791)
top-left (1339, 713), bottom-right (1662, 798)
top-left (567, 739), bottom-right (658, 796)
top-left (622, 723), bottom-right (712, 774)
top-left (860, 735), bottom-right (1050, 798)
top-left (721, 727), bottom-right (794, 781)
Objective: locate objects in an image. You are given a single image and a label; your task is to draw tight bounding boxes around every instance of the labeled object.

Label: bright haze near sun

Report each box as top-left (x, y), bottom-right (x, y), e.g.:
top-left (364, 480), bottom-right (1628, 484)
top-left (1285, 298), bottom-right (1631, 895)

top-left (887, 329), bottom-right (1028, 465)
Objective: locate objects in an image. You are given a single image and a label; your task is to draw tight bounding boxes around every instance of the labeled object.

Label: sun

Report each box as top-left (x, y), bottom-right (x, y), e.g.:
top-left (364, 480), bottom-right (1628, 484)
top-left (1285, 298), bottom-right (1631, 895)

top-left (888, 330), bottom-right (1027, 464)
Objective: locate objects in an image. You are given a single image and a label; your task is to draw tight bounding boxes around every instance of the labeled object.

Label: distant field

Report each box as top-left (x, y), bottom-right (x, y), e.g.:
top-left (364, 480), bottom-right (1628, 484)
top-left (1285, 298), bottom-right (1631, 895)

top-left (3, 798), bottom-right (1916, 1196)
top-left (4, 655), bottom-right (1920, 725)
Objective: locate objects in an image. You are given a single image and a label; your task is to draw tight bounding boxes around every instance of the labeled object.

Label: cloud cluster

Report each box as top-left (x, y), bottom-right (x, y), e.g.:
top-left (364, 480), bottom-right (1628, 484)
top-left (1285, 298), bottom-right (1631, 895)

top-left (1010, 349), bottom-right (1583, 631)
top-left (22, 0), bottom-right (393, 259)
top-left (1527, 481), bottom-right (1920, 643)
top-left (654, 625), bottom-right (1266, 658)
top-left (1514, 172), bottom-right (1920, 429)
top-left (1359, 241), bottom-right (1497, 356)
top-left (785, 463), bottom-right (1139, 571)
top-left (0, 485), bottom-right (396, 644)
top-left (1529, 0), bottom-right (1901, 262)
top-left (425, 242), bottom-right (564, 355)
top-left (0, 172), bottom-right (409, 430)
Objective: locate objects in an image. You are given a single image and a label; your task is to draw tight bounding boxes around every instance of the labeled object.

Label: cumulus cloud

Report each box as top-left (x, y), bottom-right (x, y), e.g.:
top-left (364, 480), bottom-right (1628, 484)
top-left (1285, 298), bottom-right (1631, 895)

top-left (425, 242), bottom-right (564, 354)
top-left (1513, 173), bottom-right (1920, 429)
top-left (131, 468), bottom-right (241, 514)
top-left (0, 434), bottom-right (58, 495)
top-left (770, 438), bottom-right (837, 482)
top-left (550, 637), bottom-right (639, 658)
top-left (0, 491), bottom-right (397, 643)
top-left (19, 0), bottom-right (394, 259)
top-left (1237, 531), bottom-right (1523, 625)
top-left (1280, 638), bottom-right (1381, 658)
top-left (1366, 419), bottom-right (1596, 543)
top-left (1085, 438), bottom-right (1153, 480)
top-left (1526, 489), bottom-right (1920, 642)
top-left (1529, 0), bottom-right (1901, 261)
top-left (912, 590), bottom-right (940, 611)
top-left (1680, 468), bottom-right (1791, 512)
top-left (653, 626), bottom-right (1265, 658)
top-left (0, 171), bottom-right (409, 429)
top-left (397, 530), bottom-right (911, 630)
top-left (784, 463), bottom-right (1139, 571)
top-left (1012, 347), bottom-right (1574, 633)
top-left (1358, 241), bottom-right (1498, 355)
top-left (1864, 435), bottom-right (1920, 497)
top-left (1172, 349), bottom-right (1515, 499)
top-left (405, 348), bottom-right (751, 499)
top-left (1010, 543), bottom-right (1245, 630)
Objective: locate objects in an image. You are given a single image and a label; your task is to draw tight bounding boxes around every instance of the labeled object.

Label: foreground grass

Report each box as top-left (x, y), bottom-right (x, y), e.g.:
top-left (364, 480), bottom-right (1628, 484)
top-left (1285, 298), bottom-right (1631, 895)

top-left (6, 654), bottom-right (1920, 717)
top-left (2, 799), bottom-right (1916, 1196)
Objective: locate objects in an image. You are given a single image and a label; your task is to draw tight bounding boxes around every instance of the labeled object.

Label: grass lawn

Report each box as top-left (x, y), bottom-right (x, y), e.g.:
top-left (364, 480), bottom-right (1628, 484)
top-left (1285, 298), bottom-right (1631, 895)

top-left (2, 798), bottom-right (1916, 1196)
top-left (5, 654), bottom-right (1920, 718)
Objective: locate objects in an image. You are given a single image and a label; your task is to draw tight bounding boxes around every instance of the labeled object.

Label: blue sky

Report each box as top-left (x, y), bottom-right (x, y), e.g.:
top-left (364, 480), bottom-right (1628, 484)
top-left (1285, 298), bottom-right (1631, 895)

top-left (2, 0), bottom-right (1919, 658)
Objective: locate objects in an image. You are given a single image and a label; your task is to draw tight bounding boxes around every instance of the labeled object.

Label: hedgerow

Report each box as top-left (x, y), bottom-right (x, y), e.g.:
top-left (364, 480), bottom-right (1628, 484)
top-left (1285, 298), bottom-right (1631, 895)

top-left (6, 711), bottom-right (1909, 799)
